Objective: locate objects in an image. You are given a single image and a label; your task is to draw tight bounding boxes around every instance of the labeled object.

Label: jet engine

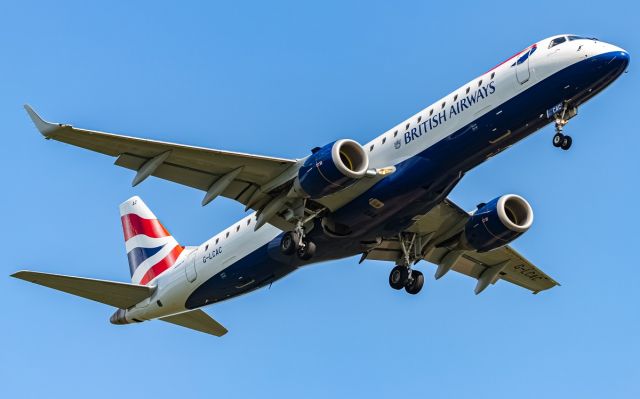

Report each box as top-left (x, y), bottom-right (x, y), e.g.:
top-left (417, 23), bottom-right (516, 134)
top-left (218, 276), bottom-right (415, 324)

top-left (293, 139), bottom-right (369, 199)
top-left (460, 194), bottom-right (533, 252)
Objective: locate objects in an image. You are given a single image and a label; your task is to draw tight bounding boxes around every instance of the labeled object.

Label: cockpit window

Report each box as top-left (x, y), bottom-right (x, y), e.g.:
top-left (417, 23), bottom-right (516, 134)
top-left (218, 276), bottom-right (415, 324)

top-left (548, 36), bottom-right (566, 48)
top-left (567, 35), bottom-right (587, 41)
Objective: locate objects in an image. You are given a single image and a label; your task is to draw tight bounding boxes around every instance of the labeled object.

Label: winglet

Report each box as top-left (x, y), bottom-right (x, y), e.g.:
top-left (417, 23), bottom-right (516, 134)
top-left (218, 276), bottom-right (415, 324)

top-left (24, 104), bottom-right (61, 137)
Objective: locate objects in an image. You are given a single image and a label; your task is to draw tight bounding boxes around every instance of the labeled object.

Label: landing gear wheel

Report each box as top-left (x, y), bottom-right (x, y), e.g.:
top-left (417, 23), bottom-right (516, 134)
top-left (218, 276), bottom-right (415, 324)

top-left (405, 270), bottom-right (424, 295)
top-left (280, 232), bottom-right (299, 255)
top-left (560, 135), bottom-right (572, 150)
top-left (389, 266), bottom-right (410, 290)
top-left (296, 240), bottom-right (316, 261)
top-left (552, 133), bottom-right (564, 147)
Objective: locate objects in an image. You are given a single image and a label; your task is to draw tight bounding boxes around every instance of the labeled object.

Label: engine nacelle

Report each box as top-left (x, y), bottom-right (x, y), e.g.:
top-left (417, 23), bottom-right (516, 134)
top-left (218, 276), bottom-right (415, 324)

top-left (293, 139), bottom-right (369, 199)
top-left (461, 194), bottom-right (533, 252)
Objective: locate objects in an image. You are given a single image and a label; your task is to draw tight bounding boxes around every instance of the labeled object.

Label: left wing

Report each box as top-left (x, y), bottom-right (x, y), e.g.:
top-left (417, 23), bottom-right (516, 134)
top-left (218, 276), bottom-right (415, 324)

top-left (25, 105), bottom-right (299, 230)
top-left (364, 199), bottom-right (559, 294)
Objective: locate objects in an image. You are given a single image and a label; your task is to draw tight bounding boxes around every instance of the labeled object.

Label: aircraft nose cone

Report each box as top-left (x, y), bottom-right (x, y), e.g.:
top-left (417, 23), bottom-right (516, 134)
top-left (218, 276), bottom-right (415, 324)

top-left (592, 46), bottom-right (630, 83)
top-left (619, 50), bottom-right (631, 68)
top-left (609, 49), bottom-right (630, 75)
top-left (606, 44), bottom-right (630, 69)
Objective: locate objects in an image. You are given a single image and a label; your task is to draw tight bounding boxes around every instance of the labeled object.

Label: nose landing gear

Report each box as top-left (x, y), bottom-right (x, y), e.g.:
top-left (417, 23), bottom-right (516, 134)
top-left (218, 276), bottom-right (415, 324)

top-left (551, 103), bottom-right (577, 151)
top-left (552, 123), bottom-right (573, 151)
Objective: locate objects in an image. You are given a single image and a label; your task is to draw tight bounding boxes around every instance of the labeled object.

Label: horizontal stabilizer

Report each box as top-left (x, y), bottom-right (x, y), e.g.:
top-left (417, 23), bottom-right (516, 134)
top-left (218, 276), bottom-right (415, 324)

top-left (11, 270), bottom-right (155, 309)
top-left (160, 309), bottom-right (228, 337)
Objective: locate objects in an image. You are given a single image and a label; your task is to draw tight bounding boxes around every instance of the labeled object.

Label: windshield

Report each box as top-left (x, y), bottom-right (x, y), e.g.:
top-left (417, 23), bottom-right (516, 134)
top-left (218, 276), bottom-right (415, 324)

top-left (549, 35), bottom-right (598, 49)
top-left (567, 35), bottom-right (594, 41)
top-left (548, 36), bottom-right (566, 48)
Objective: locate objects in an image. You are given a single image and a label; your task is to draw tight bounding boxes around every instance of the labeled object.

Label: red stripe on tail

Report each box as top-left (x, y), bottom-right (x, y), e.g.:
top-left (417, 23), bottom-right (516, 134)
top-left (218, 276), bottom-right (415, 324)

top-left (139, 245), bottom-right (184, 285)
top-left (121, 213), bottom-right (170, 241)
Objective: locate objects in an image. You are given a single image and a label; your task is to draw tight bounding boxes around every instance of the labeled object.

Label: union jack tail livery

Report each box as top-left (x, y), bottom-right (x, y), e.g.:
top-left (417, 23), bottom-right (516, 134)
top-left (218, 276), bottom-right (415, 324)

top-left (120, 196), bottom-right (185, 285)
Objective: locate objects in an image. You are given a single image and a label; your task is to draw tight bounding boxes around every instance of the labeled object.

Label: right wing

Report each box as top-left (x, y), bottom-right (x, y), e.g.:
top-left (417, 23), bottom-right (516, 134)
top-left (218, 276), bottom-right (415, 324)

top-left (25, 105), bottom-right (299, 229)
top-left (364, 199), bottom-right (559, 294)
top-left (160, 309), bottom-right (228, 337)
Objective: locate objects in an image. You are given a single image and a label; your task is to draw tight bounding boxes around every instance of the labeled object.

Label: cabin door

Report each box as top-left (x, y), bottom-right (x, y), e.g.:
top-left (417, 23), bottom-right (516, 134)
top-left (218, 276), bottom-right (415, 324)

top-left (185, 251), bottom-right (197, 283)
top-left (516, 49), bottom-right (531, 84)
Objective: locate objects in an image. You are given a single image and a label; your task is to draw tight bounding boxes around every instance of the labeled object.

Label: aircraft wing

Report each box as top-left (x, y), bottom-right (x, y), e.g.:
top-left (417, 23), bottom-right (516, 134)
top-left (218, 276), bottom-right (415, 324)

top-left (364, 199), bottom-right (559, 294)
top-left (25, 106), bottom-right (299, 230)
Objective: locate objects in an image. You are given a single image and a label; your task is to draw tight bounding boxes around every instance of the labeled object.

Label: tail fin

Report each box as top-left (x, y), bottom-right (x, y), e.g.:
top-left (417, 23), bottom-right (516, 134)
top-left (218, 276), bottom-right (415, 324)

top-left (120, 196), bottom-right (185, 285)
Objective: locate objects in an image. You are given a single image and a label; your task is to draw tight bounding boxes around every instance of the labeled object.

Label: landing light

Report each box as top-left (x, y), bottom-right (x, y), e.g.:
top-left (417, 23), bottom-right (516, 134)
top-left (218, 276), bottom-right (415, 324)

top-left (377, 166), bottom-right (396, 175)
top-left (367, 166), bottom-right (396, 177)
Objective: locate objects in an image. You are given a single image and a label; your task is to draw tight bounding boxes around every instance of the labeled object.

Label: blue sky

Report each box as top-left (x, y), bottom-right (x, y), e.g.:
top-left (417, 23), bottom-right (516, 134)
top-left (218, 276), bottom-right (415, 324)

top-left (2, 1), bottom-right (638, 397)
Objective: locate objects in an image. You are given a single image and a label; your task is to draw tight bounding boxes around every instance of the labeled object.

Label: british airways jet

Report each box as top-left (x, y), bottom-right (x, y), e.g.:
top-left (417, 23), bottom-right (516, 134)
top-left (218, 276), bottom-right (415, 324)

top-left (13, 35), bottom-right (629, 336)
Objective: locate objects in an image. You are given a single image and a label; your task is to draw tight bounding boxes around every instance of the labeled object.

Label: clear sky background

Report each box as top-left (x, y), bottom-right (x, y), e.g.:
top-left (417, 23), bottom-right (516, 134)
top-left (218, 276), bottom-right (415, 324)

top-left (1, 1), bottom-right (638, 398)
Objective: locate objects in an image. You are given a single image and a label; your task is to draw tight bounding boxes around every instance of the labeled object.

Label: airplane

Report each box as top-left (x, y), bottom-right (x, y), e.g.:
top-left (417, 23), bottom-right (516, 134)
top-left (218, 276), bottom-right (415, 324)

top-left (13, 34), bottom-right (629, 336)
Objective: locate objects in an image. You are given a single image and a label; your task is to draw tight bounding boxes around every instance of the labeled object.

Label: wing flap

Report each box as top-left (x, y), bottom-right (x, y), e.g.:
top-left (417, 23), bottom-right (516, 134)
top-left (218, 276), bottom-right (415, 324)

top-left (11, 270), bottom-right (155, 309)
top-left (160, 309), bottom-right (228, 337)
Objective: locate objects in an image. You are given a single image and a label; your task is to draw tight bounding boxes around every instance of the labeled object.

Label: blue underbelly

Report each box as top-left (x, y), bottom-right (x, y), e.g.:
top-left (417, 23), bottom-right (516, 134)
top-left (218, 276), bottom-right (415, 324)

top-left (185, 239), bottom-right (295, 309)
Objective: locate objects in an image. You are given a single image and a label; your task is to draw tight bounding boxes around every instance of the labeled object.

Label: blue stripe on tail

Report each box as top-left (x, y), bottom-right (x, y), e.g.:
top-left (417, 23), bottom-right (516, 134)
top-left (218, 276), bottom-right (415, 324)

top-left (127, 245), bottom-right (165, 275)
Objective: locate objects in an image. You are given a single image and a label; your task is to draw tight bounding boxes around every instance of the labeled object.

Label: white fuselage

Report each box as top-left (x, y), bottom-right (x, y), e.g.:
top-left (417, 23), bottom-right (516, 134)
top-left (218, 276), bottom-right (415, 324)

top-left (125, 35), bottom-right (627, 323)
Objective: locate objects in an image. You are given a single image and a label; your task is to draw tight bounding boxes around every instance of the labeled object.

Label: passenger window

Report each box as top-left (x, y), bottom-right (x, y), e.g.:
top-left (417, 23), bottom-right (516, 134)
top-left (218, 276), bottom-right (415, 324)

top-left (382, 137), bottom-right (386, 144)
top-left (405, 123), bottom-right (410, 130)
top-left (490, 72), bottom-right (495, 79)
top-left (441, 101), bottom-right (446, 109)
top-left (247, 219), bottom-right (250, 225)
top-left (215, 238), bottom-right (219, 244)
top-left (226, 232), bottom-right (229, 238)
top-left (466, 87), bottom-right (470, 94)
top-left (478, 79), bottom-right (482, 87)
top-left (369, 144), bottom-right (374, 151)
top-left (548, 36), bottom-right (566, 48)
top-left (236, 225), bottom-right (240, 232)
top-left (393, 130), bottom-right (398, 137)
top-left (429, 109), bottom-right (433, 116)
top-left (417, 116), bottom-right (422, 123)
top-left (453, 94), bottom-right (458, 101)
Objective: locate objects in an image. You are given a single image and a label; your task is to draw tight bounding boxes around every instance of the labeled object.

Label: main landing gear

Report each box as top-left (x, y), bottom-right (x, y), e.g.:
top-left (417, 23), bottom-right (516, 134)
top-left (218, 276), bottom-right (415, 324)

top-left (389, 265), bottom-right (424, 294)
top-left (280, 221), bottom-right (316, 261)
top-left (552, 103), bottom-right (578, 151)
top-left (388, 232), bottom-right (425, 295)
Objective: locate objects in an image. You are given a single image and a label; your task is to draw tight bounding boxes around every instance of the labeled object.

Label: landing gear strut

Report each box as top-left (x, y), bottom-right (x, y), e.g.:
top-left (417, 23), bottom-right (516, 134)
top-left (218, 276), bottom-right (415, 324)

top-left (552, 102), bottom-right (577, 151)
top-left (280, 220), bottom-right (316, 261)
top-left (387, 232), bottom-right (425, 295)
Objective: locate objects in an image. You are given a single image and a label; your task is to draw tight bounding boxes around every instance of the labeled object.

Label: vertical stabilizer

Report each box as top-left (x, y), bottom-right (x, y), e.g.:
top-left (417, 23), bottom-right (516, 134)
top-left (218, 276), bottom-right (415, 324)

top-left (119, 196), bottom-right (185, 285)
